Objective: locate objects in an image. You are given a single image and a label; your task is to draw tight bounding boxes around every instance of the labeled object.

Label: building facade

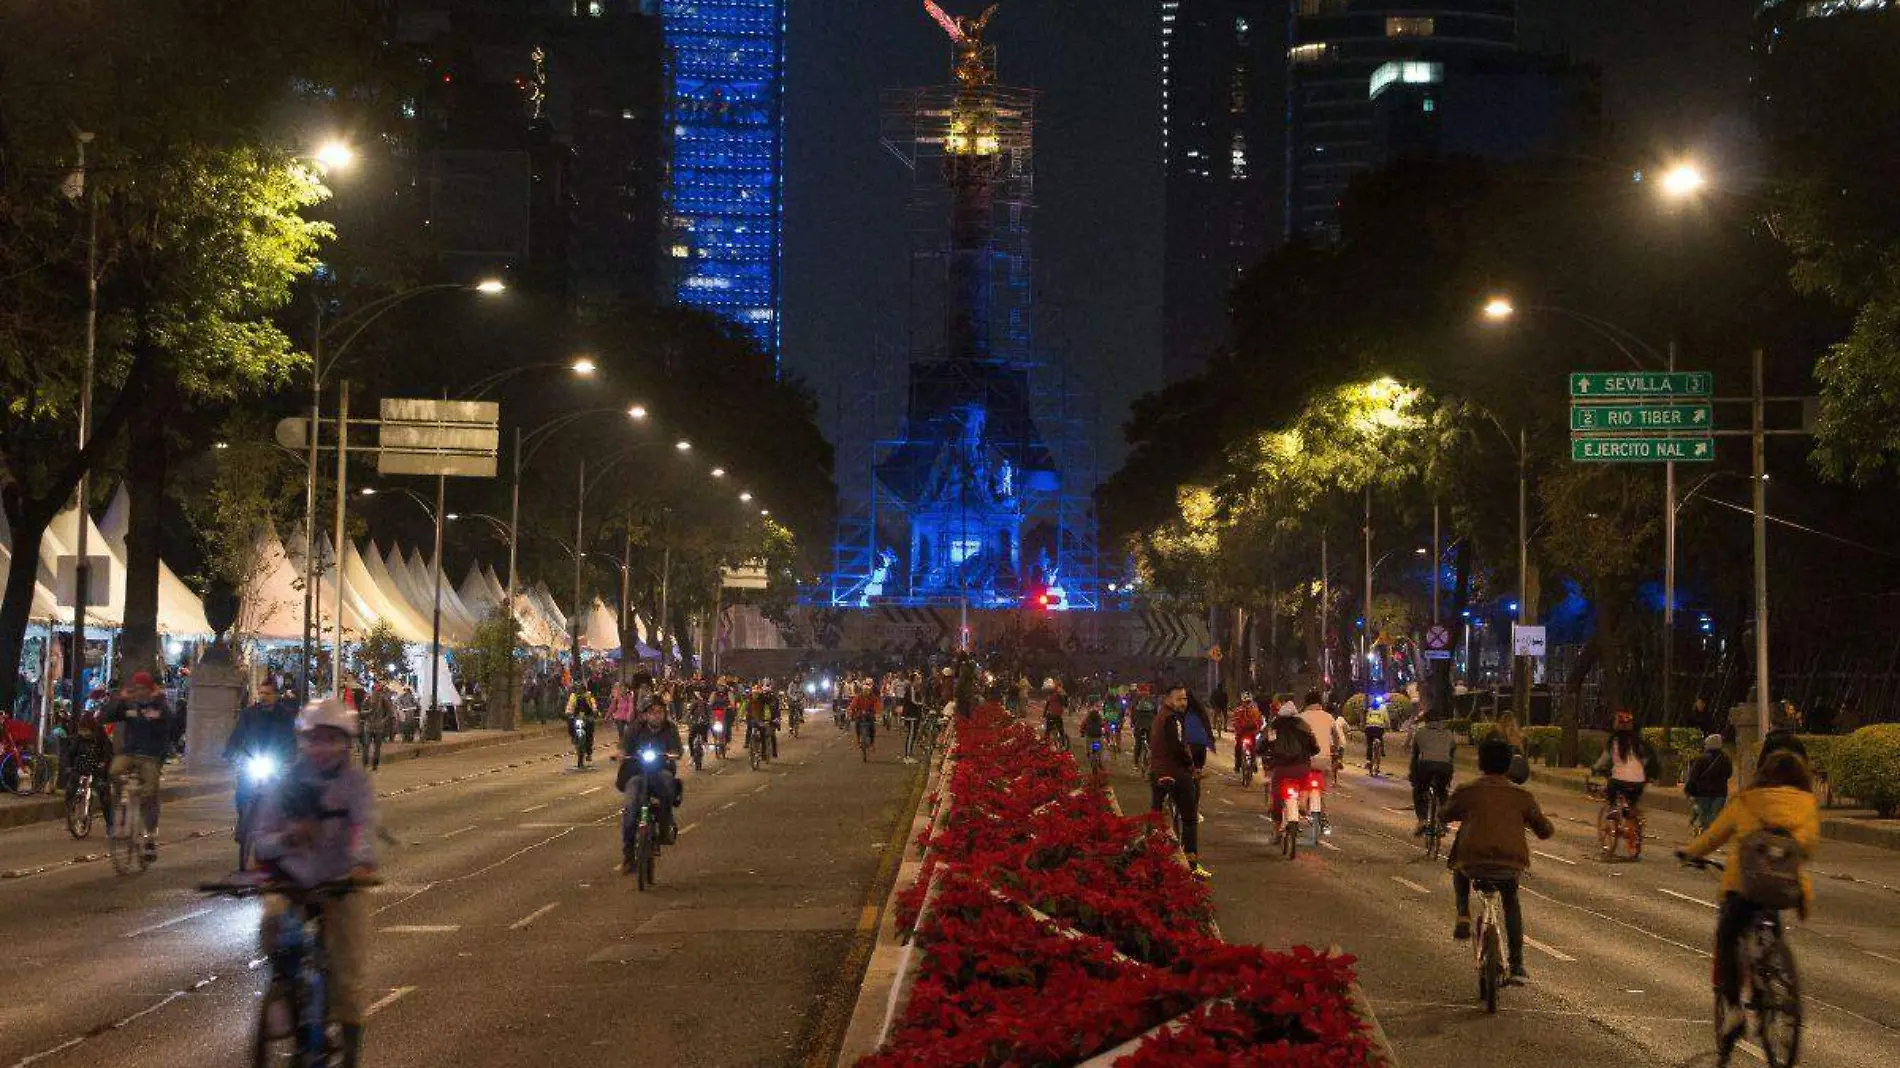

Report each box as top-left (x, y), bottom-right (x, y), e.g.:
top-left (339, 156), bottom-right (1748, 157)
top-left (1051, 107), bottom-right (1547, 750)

top-left (1287, 0), bottom-right (1516, 242)
top-left (1159, 0), bottom-right (1287, 384)
top-left (659, 0), bottom-right (786, 363)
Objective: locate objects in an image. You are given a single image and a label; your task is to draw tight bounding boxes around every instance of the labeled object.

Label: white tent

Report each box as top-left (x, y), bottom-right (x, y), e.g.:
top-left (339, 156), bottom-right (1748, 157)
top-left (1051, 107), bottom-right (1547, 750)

top-left (0, 509), bottom-right (75, 623)
top-left (404, 546), bottom-right (480, 640)
top-left (458, 564), bottom-right (500, 618)
top-left (238, 525), bottom-right (308, 642)
top-left (407, 648), bottom-right (462, 707)
top-left (43, 505), bottom-right (126, 627)
top-left (97, 487), bottom-right (214, 636)
top-left (285, 526), bottom-right (372, 645)
top-left (350, 541), bottom-right (433, 643)
top-left (579, 597), bottom-right (620, 652)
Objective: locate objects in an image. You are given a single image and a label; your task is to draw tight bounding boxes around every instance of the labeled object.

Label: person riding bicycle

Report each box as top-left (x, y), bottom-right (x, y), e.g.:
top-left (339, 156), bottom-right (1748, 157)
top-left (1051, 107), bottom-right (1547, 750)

top-left (1409, 707), bottom-right (1457, 837)
top-left (1445, 737), bottom-right (1555, 984)
top-left (1079, 700), bottom-right (1105, 755)
top-left (849, 684), bottom-right (878, 751)
top-left (1148, 683), bottom-right (1208, 879)
top-left (1678, 750), bottom-right (1819, 1058)
top-left (1684, 734), bottom-right (1733, 832)
top-left (1591, 710), bottom-right (1659, 832)
top-left (101, 671), bottom-right (175, 864)
top-left (618, 699), bottom-right (684, 868)
top-left (685, 695), bottom-right (713, 761)
top-left (61, 701), bottom-right (115, 814)
top-left (1102, 691), bottom-right (1126, 749)
top-left (1363, 696), bottom-right (1391, 768)
top-left (251, 698), bottom-right (378, 1068)
top-left (565, 685), bottom-right (600, 766)
top-left (225, 679), bottom-right (300, 851)
top-left (1265, 697), bottom-right (1320, 822)
top-left (899, 687), bottom-right (926, 761)
top-left (1130, 684), bottom-right (1159, 760)
top-left (1041, 682), bottom-right (1069, 748)
top-left (1300, 695), bottom-right (1348, 781)
top-left (1230, 694), bottom-right (1264, 772)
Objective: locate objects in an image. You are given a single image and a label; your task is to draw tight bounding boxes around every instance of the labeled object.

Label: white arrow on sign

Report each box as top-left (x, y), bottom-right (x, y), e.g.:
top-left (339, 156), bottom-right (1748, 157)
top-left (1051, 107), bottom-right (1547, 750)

top-left (1575, 376), bottom-right (1591, 395)
top-left (1694, 441), bottom-right (1710, 457)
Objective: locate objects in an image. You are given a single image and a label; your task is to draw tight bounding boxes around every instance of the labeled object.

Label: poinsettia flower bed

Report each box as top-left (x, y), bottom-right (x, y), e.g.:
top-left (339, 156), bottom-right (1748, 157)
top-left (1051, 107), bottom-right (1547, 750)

top-left (862, 704), bottom-right (1376, 1067)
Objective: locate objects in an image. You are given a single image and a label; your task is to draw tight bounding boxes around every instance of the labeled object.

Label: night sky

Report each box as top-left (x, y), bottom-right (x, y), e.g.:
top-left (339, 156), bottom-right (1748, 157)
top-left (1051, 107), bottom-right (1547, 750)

top-left (781, 0), bottom-right (1757, 480)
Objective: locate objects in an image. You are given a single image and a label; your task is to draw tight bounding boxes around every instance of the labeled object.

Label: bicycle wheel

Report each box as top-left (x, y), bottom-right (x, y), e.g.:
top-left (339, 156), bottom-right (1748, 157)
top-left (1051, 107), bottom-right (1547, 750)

top-left (1425, 795), bottom-right (1443, 860)
top-left (635, 823), bottom-right (654, 892)
top-left (252, 980), bottom-right (301, 1068)
top-left (1753, 938), bottom-right (1802, 1068)
top-left (1597, 807), bottom-right (1618, 860)
top-left (109, 782), bottom-right (140, 875)
top-left (1623, 813), bottom-right (1645, 861)
top-left (67, 780), bottom-right (94, 839)
top-left (1479, 922), bottom-right (1502, 1014)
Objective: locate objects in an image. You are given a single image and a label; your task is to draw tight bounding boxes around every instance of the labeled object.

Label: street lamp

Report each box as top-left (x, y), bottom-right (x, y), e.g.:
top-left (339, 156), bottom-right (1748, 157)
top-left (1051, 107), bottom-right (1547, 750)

top-left (627, 405), bottom-right (648, 420)
top-left (313, 140), bottom-right (356, 173)
top-left (359, 483), bottom-right (452, 737)
top-left (474, 279), bottom-right (507, 295)
top-left (1482, 297), bottom-right (1515, 321)
top-left (571, 357), bottom-right (598, 376)
top-left (1659, 162), bottom-right (1706, 200)
top-left (739, 492), bottom-right (752, 503)
top-left (710, 467), bottom-right (725, 478)
top-left (675, 440), bottom-right (692, 452)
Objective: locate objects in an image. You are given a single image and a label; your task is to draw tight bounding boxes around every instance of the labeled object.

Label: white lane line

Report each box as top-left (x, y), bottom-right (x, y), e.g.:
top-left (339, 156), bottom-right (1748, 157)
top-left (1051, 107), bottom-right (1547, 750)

top-left (509, 903), bottom-right (558, 930)
top-left (718, 801), bottom-right (737, 812)
top-left (577, 785), bottom-right (603, 796)
top-left (1318, 839), bottom-right (1342, 852)
top-left (1523, 936), bottom-right (1577, 963)
top-left (1865, 950), bottom-right (1900, 965)
top-left (1390, 876), bottom-right (1432, 895)
top-left (751, 782), bottom-right (769, 795)
top-left (381, 925), bottom-right (461, 934)
top-left (1659, 887), bottom-right (1719, 910)
top-left (442, 825), bottom-right (476, 838)
top-left (363, 986), bottom-right (416, 1018)
top-left (1220, 797), bottom-right (1236, 807)
top-left (1737, 1041), bottom-right (1768, 1063)
top-left (1532, 849), bottom-right (1577, 866)
top-left (1519, 886), bottom-right (1709, 958)
top-left (520, 803), bottom-right (548, 813)
top-left (124, 907), bottom-right (213, 939)
top-left (679, 822), bottom-right (699, 835)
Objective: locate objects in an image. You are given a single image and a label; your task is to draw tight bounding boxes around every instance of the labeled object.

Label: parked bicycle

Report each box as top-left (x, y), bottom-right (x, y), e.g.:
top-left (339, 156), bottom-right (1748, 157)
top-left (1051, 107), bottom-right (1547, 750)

top-left (0, 728), bottom-right (50, 796)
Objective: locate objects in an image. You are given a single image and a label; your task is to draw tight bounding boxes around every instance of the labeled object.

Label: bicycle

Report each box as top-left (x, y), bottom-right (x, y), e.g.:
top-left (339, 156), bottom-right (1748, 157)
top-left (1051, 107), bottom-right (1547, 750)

top-left (0, 730), bottom-right (51, 796)
top-left (1592, 775), bottom-right (1645, 861)
top-left (1156, 785), bottom-right (1184, 845)
top-left (629, 758), bottom-right (669, 891)
top-left (1274, 775), bottom-right (1304, 860)
top-left (1681, 856), bottom-right (1801, 1068)
top-left (789, 706), bottom-right (803, 739)
top-left (1422, 785), bottom-right (1446, 861)
top-left (1367, 733), bottom-right (1386, 776)
top-left (1467, 867), bottom-right (1515, 1015)
top-left (1236, 736), bottom-right (1257, 789)
top-left (1133, 729), bottom-right (1150, 772)
top-left (856, 718), bottom-right (874, 762)
top-left (747, 722), bottom-right (768, 771)
top-left (202, 874), bottom-right (378, 1067)
top-left (109, 769), bottom-right (154, 875)
top-left (1086, 737), bottom-right (1105, 774)
top-left (64, 740), bottom-right (110, 839)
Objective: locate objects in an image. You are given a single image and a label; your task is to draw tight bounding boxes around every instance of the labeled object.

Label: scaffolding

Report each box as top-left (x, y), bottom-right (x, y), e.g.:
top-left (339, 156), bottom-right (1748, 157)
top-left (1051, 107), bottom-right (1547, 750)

top-left (815, 9), bottom-right (1101, 612)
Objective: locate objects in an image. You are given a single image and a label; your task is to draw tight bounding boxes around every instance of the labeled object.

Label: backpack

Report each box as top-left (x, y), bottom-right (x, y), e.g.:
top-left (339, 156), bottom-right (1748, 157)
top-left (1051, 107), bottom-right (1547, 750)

top-left (1269, 721), bottom-right (1313, 764)
top-left (1736, 795), bottom-right (1806, 910)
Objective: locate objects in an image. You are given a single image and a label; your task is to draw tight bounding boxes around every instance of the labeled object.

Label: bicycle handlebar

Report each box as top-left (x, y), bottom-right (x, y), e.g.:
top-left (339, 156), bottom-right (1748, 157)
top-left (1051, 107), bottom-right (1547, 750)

top-left (1675, 851), bottom-right (1725, 872)
top-left (198, 874), bottom-right (383, 899)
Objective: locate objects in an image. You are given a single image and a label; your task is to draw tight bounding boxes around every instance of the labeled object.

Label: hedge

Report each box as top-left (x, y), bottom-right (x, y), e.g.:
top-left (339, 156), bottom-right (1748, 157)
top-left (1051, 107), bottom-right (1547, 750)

top-left (1828, 724), bottom-right (1900, 818)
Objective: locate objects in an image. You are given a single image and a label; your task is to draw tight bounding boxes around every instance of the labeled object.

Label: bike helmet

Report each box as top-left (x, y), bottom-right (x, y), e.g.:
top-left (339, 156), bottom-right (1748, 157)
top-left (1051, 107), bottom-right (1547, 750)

top-left (297, 697), bottom-right (360, 738)
top-left (1612, 709), bottom-right (1635, 731)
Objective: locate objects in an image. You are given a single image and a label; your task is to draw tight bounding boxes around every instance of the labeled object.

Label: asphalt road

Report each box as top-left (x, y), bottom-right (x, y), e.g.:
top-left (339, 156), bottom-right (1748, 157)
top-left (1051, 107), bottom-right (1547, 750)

top-left (1, 718), bottom-right (922, 1068)
top-left (1090, 729), bottom-right (1900, 1068)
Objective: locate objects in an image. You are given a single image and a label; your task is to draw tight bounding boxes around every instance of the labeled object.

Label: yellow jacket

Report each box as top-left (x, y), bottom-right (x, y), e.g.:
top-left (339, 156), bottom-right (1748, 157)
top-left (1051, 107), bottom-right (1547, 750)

top-left (1683, 786), bottom-right (1820, 907)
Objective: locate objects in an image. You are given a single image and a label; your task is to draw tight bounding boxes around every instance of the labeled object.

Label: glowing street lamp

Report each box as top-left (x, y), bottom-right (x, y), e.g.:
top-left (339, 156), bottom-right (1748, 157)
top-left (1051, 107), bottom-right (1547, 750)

top-left (313, 140), bottom-right (356, 172)
top-left (1481, 296), bottom-right (1515, 322)
top-left (710, 467), bottom-right (726, 478)
top-left (675, 440), bottom-right (692, 452)
top-left (627, 405), bottom-right (648, 420)
top-left (474, 278), bottom-right (507, 294)
top-left (1659, 162), bottom-right (1706, 200)
top-left (739, 492), bottom-right (753, 503)
top-left (570, 357), bottom-right (597, 376)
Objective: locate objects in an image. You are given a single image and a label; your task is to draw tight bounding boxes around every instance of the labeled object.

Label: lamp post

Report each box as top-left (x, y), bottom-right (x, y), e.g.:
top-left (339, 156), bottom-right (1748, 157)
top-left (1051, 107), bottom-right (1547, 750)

top-left (360, 485), bottom-right (448, 738)
top-left (301, 278), bottom-right (506, 699)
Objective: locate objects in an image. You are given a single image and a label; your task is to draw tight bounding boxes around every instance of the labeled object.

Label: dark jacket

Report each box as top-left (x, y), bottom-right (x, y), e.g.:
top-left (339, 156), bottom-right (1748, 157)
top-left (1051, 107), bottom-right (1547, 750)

top-left (224, 699), bottom-right (299, 764)
top-left (1148, 706), bottom-right (1194, 782)
top-left (359, 692), bottom-right (395, 739)
top-left (617, 719), bottom-right (684, 791)
top-left (1266, 714), bottom-right (1318, 769)
top-left (1685, 749), bottom-right (1734, 799)
top-left (1444, 774), bottom-right (1554, 875)
top-left (102, 693), bottom-right (175, 759)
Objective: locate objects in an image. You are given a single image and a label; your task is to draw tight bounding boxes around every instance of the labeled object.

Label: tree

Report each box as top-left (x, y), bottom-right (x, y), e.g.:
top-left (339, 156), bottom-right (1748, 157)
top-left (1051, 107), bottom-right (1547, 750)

top-left (184, 415), bottom-right (306, 650)
top-left (354, 622), bottom-right (408, 685)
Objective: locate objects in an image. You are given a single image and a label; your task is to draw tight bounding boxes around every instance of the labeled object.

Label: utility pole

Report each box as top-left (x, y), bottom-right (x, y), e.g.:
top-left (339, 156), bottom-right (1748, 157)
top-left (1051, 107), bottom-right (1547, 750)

top-left (1663, 341), bottom-right (1679, 726)
top-left (426, 472), bottom-right (445, 740)
top-left (62, 131), bottom-right (99, 749)
top-left (1515, 426), bottom-right (1531, 721)
top-left (330, 381), bottom-right (351, 697)
top-left (506, 426), bottom-right (521, 631)
top-left (1319, 531), bottom-right (1329, 699)
top-left (1362, 487), bottom-right (1372, 695)
top-left (302, 300), bottom-right (323, 702)
top-left (1751, 349), bottom-right (1771, 749)
top-left (571, 457), bottom-right (585, 674)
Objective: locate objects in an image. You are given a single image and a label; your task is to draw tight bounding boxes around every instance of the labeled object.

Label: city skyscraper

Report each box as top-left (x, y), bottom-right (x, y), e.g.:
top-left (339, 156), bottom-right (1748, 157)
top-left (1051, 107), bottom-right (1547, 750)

top-left (660, 0), bottom-right (786, 363)
top-left (1287, 0), bottom-right (1516, 241)
top-left (1159, 0), bottom-right (1286, 384)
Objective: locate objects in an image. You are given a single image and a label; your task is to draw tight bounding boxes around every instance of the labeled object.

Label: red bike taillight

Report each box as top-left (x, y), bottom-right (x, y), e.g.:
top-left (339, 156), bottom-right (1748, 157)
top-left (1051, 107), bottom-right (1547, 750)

top-left (1308, 773), bottom-right (1324, 790)
top-left (1284, 784), bottom-right (1301, 799)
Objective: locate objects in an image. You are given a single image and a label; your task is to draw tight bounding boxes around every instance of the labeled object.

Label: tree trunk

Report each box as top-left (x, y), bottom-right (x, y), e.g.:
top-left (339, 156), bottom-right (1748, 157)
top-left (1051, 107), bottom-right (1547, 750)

top-left (0, 503), bottom-right (55, 718)
top-left (118, 379), bottom-right (174, 678)
top-left (1558, 635), bottom-right (1600, 767)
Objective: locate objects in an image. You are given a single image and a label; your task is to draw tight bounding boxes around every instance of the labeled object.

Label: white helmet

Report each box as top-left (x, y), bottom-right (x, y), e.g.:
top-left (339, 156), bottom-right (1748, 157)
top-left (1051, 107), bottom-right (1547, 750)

top-left (297, 697), bottom-right (360, 739)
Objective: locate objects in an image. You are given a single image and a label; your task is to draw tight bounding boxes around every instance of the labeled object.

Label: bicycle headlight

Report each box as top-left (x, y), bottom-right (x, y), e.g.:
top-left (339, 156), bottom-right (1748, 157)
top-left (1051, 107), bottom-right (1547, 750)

top-left (243, 754), bottom-right (278, 784)
top-left (640, 749), bottom-right (659, 765)
top-left (712, 722), bottom-right (724, 734)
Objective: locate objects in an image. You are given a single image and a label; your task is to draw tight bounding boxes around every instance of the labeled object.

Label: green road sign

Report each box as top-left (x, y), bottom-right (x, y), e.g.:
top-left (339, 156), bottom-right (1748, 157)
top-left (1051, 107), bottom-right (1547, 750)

top-left (1570, 403), bottom-right (1714, 432)
top-left (1571, 436), bottom-right (1715, 463)
top-left (1568, 371), bottom-right (1712, 398)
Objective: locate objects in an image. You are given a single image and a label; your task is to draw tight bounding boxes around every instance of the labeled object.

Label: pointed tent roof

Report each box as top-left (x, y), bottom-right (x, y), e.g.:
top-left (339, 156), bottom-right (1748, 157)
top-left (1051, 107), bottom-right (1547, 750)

top-left (404, 546), bottom-right (480, 640)
top-left (97, 486), bottom-right (213, 636)
top-left (45, 504), bottom-right (127, 627)
top-left (352, 541), bottom-right (433, 643)
top-left (238, 524), bottom-right (308, 641)
top-left (459, 564), bottom-right (500, 617)
top-left (580, 597), bottom-right (620, 652)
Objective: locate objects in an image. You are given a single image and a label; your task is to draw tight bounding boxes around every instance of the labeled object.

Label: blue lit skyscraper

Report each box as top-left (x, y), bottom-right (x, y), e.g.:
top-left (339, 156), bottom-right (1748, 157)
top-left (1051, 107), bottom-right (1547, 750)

top-left (661, 0), bottom-right (785, 361)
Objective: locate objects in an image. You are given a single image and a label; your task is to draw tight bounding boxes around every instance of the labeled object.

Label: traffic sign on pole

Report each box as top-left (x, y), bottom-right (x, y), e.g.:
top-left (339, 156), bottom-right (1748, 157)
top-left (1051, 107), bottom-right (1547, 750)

top-left (1571, 437), bottom-right (1714, 463)
top-left (1569, 372), bottom-right (1712, 398)
top-left (1569, 403), bottom-right (1713, 432)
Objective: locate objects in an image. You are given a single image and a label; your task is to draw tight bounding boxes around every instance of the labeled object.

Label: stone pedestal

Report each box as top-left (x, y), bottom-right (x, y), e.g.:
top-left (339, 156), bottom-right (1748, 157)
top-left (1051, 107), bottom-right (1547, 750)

top-left (187, 647), bottom-right (243, 775)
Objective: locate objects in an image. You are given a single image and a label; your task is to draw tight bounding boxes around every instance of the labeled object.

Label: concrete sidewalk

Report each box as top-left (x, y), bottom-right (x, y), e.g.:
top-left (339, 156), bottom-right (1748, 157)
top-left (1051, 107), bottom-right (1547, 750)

top-left (1448, 745), bottom-right (1900, 852)
top-left (0, 725), bottom-right (564, 831)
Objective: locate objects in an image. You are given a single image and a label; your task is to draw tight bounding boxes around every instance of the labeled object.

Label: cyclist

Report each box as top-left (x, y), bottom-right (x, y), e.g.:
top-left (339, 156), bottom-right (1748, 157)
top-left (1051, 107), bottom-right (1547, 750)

top-left (1445, 737), bottom-right (1554, 984)
top-left (1041, 682), bottom-right (1069, 749)
top-left (1103, 689), bottom-right (1126, 752)
top-left (900, 689), bottom-right (925, 763)
top-left (1363, 695), bottom-right (1391, 770)
top-left (101, 671), bottom-right (175, 864)
top-left (849, 683), bottom-right (878, 753)
top-left (1591, 710), bottom-right (1659, 832)
top-left (685, 693), bottom-right (713, 767)
top-left (1299, 694), bottom-right (1348, 781)
top-left (225, 680), bottom-right (300, 849)
top-left (1130, 684), bottom-right (1159, 764)
top-left (1230, 693), bottom-right (1264, 773)
top-left (618, 699), bottom-right (684, 869)
top-left (251, 698), bottom-right (378, 1068)
top-left (1148, 683), bottom-right (1208, 879)
top-left (1409, 706), bottom-right (1457, 837)
top-left (1678, 749), bottom-right (1819, 1058)
top-left (1264, 698), bottom-right (1319, 824)
top-left (564, 684), bottom-right (601, 767)
top-left (1079, 699), bottom-right (1105, 763)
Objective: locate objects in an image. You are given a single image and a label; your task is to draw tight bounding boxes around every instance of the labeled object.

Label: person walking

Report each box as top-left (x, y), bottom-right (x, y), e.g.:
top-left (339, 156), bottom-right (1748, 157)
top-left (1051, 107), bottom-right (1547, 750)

top-left (1149, 684), bottom-right (1209, 879)
top-left (359, 681), bottom-right (395, 771)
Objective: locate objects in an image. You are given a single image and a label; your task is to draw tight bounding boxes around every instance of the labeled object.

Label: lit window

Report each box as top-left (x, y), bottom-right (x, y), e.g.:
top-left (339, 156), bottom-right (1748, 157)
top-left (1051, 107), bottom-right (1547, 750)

top-left (588, 1), bottom-right (603, 15)
top-left (670, 245), bottom-right (691, 258)
top-left (1235, 16), bottom-right (1250, 41)
top-left (1230, 133), bottom-right (1248, 178)
top-left (1423, 97), bottom-right (1436, 113)
top-left (1289, 43), bottom-right (1328, 63)
top-left (1368, 61), bottom-right (1443, 99)
top-left (1386, 16), bottom-right (1434, 37)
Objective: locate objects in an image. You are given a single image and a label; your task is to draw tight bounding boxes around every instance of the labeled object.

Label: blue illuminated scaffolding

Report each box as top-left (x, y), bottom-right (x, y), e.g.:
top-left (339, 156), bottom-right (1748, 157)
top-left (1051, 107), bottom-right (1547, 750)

top-left (661, 0), bottom-right (784, 361)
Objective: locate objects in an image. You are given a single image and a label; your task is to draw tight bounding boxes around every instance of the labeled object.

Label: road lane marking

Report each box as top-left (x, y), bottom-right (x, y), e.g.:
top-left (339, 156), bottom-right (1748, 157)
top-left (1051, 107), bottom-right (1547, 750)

top-left (577, 785), bottom-right (603, 796)
top-left (679, 822), bottom-right (699, 835)
top-left (125, 907), bottom-right (213, 939)
top-left (442, 825), bottom-right (476, 838)
top-left (509, 903), bottom-right (558, 930)
top-left (1390, 876), bottom-right (1432, 895)
top-left (1523, 936), bottom-right (1576, 962)
top-left (751, 782), bottom-right (770, 795)
top-left (1318, 839), bottom-right (1342, 852)
top-left (364, 986), bottom-right (416, 1017)
top-left (1383, 806), bottom-right (1413, 814)
top-left (1532, 849), bottom-right (1576, 866)
top-left (718, 802), bottom-right (737, 812)
top-left (380, 925), bottom-right (460, 934)
top-left (1865, 950), bottom-right (1900, 965)
top-left (520, 803), bottom-right (548, 813)
top-left (1518, 886), bottom-right (1708, 957)
top-left (1659, 888), bottom-right (1719, 910)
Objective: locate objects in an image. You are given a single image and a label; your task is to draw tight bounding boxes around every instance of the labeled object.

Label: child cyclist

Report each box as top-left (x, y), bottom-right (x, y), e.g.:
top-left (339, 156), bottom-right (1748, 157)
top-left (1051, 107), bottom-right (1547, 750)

top-left (1444, 737), bottom-right (1554, 984)
top-left (251, 698), bottom-right (379, 1068)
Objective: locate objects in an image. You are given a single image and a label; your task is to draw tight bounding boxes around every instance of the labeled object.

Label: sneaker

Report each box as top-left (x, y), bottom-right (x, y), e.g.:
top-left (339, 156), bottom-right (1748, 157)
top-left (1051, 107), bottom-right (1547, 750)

top-left (1453, 916), bottom-right (1471, 940)
top-left (142, 844), bottom-right (158, 863)
top-left (1190, 864), bottom-right (1213, 880)
top-left (1197, 812), bottom-right (1206, 824)
top-left (1508, 963), bottom-right (1530, 983)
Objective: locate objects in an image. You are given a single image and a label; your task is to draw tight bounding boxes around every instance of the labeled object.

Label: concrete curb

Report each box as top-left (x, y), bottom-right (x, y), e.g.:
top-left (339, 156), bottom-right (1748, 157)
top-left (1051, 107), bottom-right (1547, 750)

top-left (0, 725), bottom-right (565, 832)
top-left (833, 731), bottom-right (954, 1067)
